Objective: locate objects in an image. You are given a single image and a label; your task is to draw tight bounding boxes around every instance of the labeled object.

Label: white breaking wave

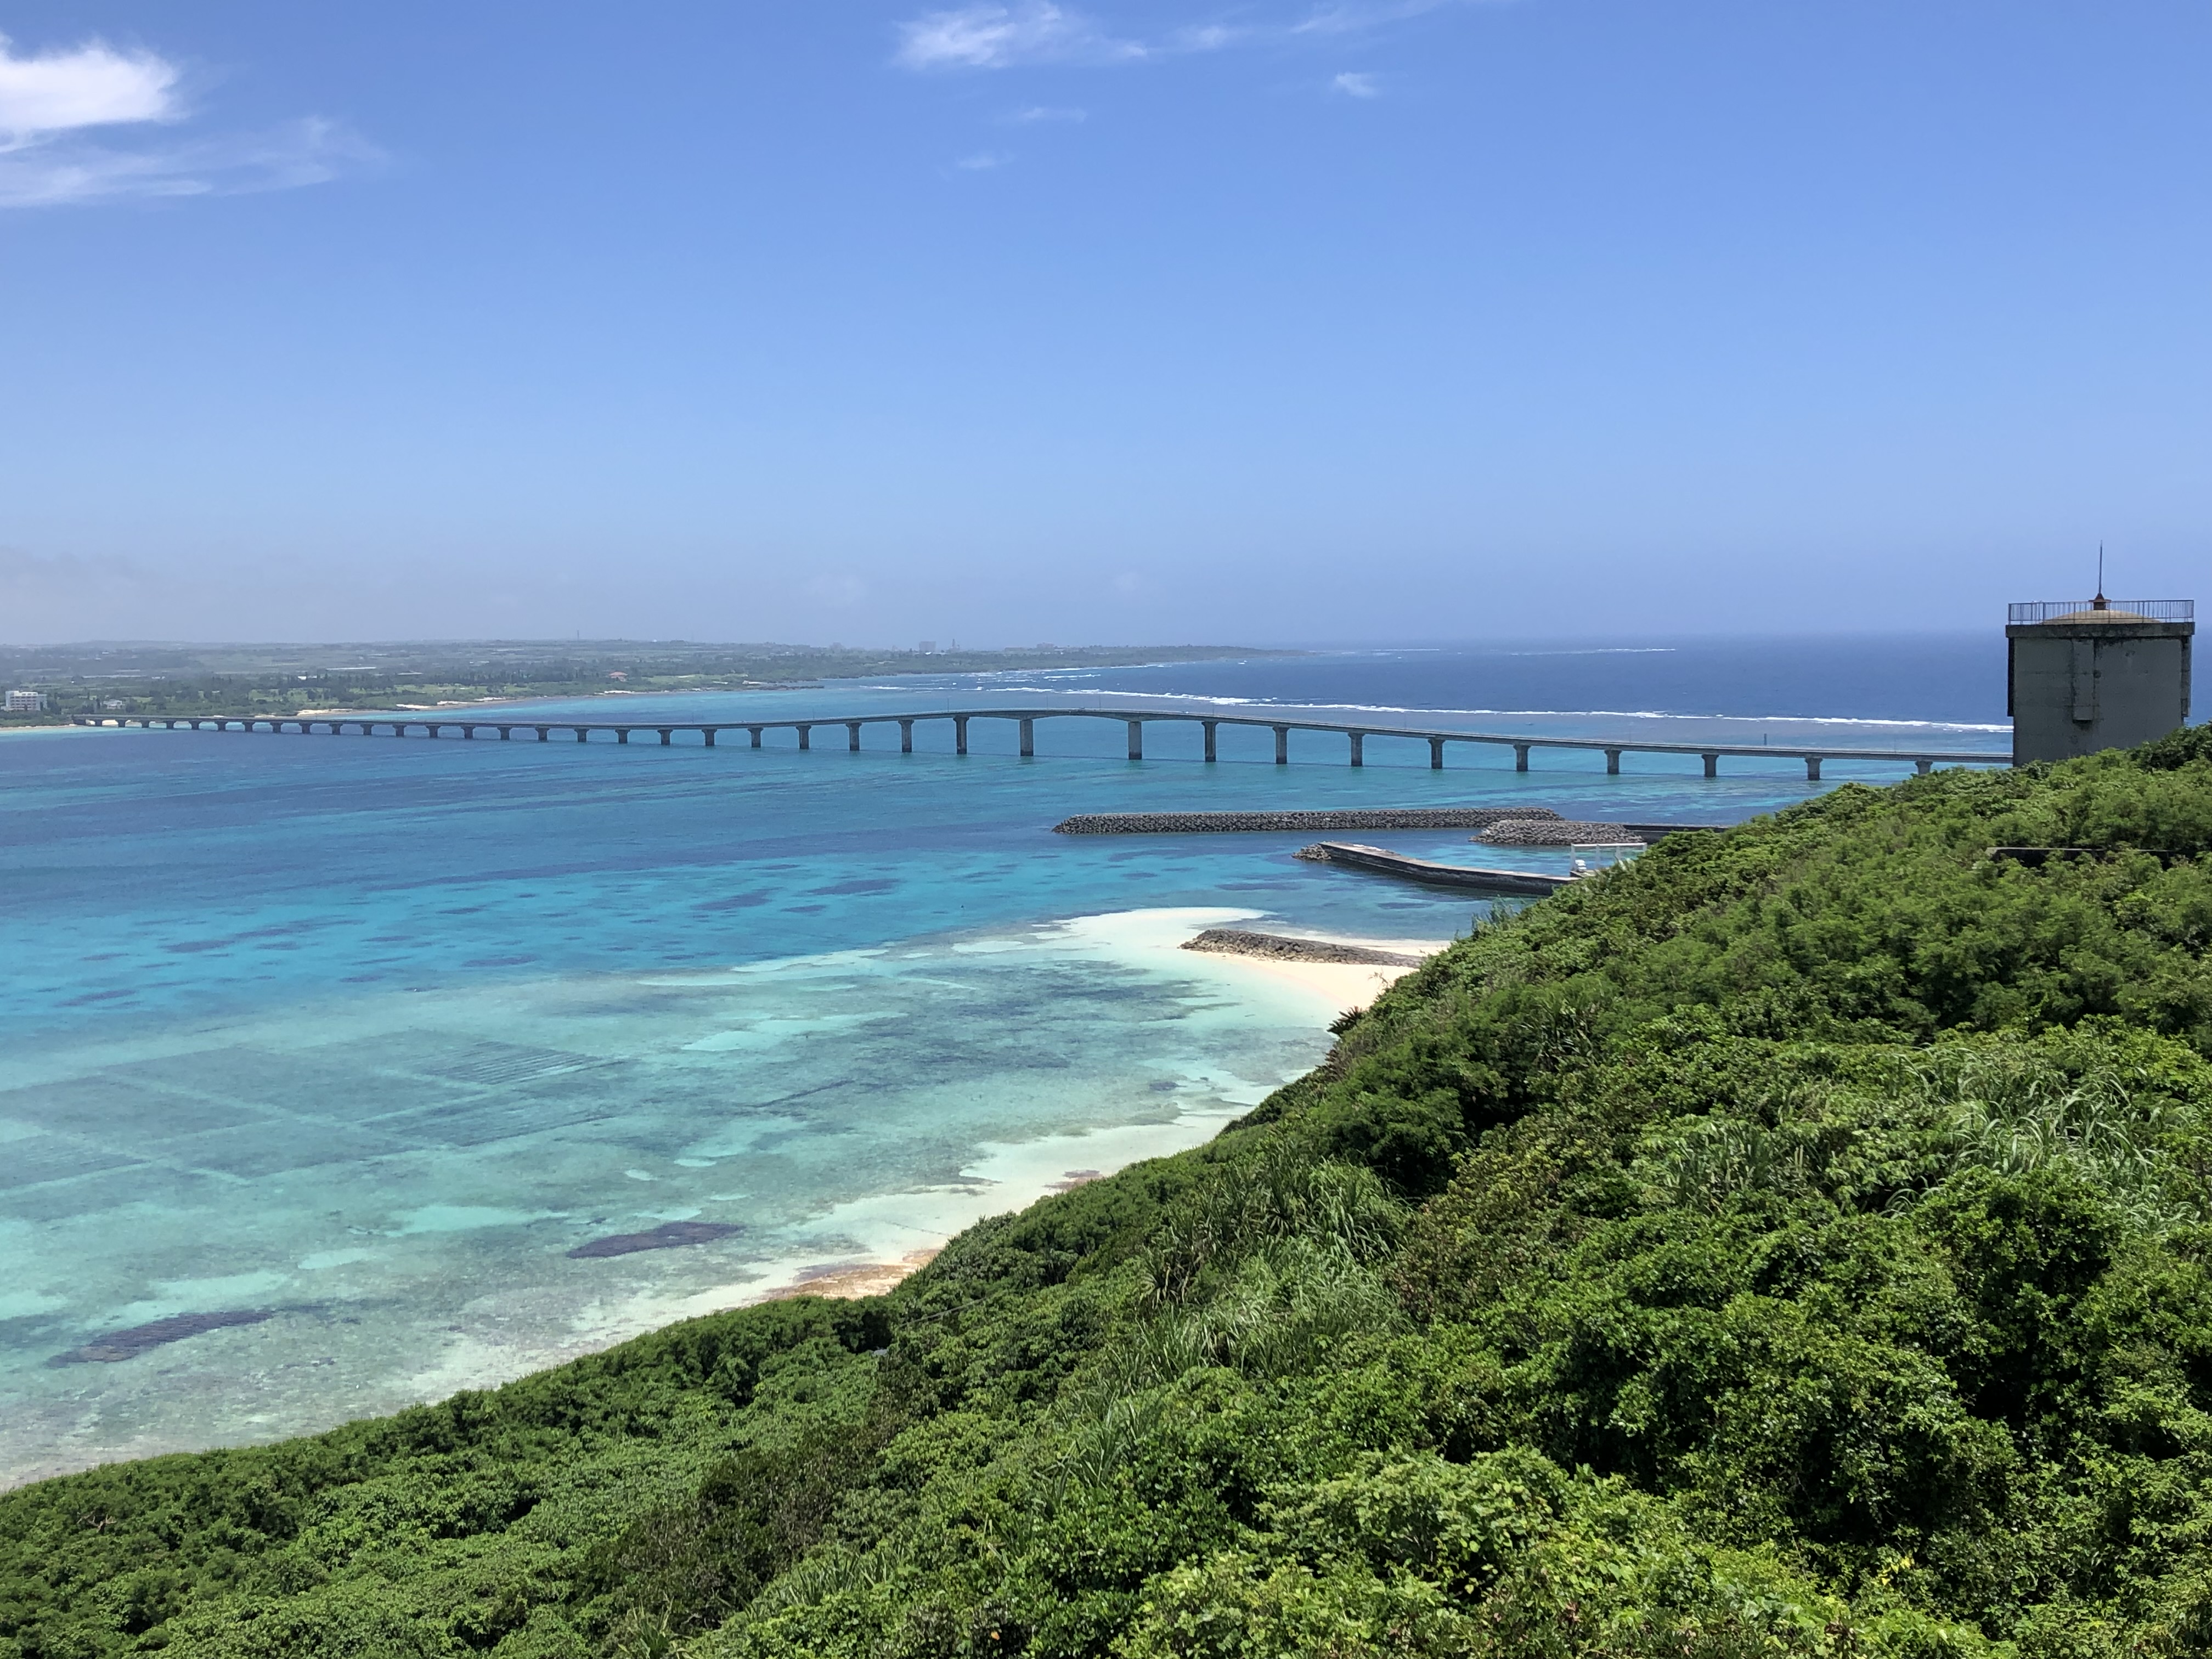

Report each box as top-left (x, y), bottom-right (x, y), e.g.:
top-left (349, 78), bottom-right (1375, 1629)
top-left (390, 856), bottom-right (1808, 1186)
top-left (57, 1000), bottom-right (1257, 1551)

top-left (940, 686), bottom-right (2009, 735)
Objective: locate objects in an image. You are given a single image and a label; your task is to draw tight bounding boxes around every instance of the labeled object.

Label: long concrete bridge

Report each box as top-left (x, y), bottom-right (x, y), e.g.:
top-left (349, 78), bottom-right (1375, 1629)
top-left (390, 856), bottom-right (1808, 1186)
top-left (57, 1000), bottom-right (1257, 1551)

top-left (74, 706), bottom-right (1997, 780)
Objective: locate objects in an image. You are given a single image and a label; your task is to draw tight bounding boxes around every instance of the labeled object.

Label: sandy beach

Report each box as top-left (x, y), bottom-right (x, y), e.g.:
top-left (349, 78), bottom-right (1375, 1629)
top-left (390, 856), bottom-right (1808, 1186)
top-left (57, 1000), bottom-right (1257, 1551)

top-left (699, 911), bottom-right (1448, 1306)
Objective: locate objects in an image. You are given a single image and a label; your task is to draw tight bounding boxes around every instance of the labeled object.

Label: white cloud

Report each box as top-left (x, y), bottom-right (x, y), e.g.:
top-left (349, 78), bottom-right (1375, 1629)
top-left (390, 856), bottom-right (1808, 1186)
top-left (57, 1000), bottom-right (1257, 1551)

top-left (1331, 71), bottom-right (1381, 97)
top-left (0, 31), bottom-right (371, 209)
top-left (955, 150), bottom-right (1012, 170)
top-left (1006, 104), bottom-right (1087, 123)
top-left (896, 4), bottom-right (1144, 71)
top-left (0, 32), bottom-right (178, 138)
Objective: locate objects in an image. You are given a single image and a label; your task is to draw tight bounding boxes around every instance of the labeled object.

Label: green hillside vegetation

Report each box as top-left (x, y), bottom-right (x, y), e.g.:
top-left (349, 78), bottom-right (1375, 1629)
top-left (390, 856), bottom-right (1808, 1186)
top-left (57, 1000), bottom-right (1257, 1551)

top-left (8, 733), bottom-right (2212, 1657)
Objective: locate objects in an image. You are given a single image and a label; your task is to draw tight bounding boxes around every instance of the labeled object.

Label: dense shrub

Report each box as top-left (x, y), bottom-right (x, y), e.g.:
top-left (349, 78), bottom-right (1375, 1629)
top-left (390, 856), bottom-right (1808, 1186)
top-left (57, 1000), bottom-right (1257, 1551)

top-left (8, 741), bottom-right (2212, 1656)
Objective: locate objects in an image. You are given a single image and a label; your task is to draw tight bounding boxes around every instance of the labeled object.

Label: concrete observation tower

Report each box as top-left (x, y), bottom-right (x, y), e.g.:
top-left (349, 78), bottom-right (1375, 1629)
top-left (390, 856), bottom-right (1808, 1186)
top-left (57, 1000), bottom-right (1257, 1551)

top-left (2007, 593), bottom-right (2194, 765)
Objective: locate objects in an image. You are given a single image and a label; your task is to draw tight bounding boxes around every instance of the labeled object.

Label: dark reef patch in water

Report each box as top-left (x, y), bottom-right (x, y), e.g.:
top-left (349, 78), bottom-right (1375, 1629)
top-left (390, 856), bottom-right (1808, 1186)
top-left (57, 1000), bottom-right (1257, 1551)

top-left (49, 1310), bottom-right (274, 1365)
top-left (566, 1221), bottom-right (742, 1259)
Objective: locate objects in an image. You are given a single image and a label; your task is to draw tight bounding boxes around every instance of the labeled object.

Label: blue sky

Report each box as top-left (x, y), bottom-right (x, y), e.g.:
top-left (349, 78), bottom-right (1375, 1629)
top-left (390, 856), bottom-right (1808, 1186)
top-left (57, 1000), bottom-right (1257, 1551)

top-left (0, 2), bottom-right (2204, 645)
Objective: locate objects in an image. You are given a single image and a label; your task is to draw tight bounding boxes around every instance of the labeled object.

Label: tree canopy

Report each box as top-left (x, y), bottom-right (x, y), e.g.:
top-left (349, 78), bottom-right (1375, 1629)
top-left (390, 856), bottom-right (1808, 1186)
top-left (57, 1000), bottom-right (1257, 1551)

top-left (8, 735), bottom-right (2212, 1657)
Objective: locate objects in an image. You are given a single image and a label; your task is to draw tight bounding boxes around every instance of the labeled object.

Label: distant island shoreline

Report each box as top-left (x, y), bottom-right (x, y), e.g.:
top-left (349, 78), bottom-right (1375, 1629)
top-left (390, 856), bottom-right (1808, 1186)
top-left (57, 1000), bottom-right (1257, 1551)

top-left (0, 640), bottom-right (1297, 727)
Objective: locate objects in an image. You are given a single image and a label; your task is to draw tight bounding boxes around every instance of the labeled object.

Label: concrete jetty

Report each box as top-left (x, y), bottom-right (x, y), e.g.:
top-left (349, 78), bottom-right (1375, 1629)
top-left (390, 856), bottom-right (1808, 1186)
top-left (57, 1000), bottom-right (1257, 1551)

top-left (1295, 842), bottom-right (1577, 894)
top-left (72, 706), bottom-right (1993, 779)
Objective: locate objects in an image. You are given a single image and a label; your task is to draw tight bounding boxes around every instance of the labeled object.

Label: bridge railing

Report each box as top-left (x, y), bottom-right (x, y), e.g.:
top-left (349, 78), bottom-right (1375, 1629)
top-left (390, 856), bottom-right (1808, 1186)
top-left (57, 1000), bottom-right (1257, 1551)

top-left (77, 706), bottom-right (2002, 778)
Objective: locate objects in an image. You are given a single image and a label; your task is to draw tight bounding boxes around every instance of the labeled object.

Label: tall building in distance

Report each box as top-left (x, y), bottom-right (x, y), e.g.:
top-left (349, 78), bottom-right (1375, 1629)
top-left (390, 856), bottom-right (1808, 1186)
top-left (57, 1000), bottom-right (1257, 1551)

top-left (2007, 595), bottom-right (2194, 764)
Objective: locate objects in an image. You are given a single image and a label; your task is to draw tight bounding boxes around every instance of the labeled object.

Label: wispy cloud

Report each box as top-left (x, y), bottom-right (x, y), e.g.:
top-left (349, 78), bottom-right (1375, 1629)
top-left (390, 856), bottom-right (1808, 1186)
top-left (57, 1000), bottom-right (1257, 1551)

top-left (1293, 1), bottom-right (1477, 37)
top-left (897, 4), bottom-right (1145, 71)
top-left (0, 31), bottom-right (371, 208)
top-left (0, 117), bottom-right (373, 207)
top-left (1170, 25), bottom-right (1243, 53)
top-left (1330, 71), bottom-right (1381, 97)
top-left (954, 150), bottom-right (1012, 170)
top-left (1005, 104), bottom-right (1087, 123)
top-left (895, 2), bottom-right (1499, 75)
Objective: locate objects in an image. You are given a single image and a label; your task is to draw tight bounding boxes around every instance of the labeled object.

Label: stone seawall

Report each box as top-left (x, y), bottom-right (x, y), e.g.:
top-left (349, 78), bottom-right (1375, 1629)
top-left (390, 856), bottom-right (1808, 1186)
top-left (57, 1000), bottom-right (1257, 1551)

top-left (1478, 819), bottom-right (1639, 845)
top-left (1053, 808), bottom-right (1561, 834)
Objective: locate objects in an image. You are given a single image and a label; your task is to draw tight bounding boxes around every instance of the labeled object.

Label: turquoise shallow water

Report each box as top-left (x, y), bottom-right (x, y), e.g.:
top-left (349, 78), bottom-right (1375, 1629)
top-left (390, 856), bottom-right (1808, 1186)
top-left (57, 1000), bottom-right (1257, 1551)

top-left (0, 647), bottom-right (2009, 1485)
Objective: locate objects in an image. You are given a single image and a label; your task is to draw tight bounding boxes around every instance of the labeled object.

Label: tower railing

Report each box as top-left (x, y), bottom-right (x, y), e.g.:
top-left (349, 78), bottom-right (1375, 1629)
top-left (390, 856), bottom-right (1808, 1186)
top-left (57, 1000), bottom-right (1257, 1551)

top-left (2008, 599), bottom-right (2194, 624)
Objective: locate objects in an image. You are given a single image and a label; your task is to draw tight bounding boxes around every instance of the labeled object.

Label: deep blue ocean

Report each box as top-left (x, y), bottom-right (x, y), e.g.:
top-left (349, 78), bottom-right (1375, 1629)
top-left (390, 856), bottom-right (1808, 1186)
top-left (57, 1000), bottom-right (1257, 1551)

top-left (0, 636), bottom-right (2010, 1483)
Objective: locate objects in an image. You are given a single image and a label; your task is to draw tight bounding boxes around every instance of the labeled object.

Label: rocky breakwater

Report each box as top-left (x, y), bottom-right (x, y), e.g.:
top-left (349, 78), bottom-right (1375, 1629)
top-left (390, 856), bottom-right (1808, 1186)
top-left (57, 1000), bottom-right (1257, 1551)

top-left (1180, 928), bottom-right (1426, 966)
top-left (1478, 817), bottom-right (1642, 846)
top-left (1054, 808), bottom-right (1560, 834)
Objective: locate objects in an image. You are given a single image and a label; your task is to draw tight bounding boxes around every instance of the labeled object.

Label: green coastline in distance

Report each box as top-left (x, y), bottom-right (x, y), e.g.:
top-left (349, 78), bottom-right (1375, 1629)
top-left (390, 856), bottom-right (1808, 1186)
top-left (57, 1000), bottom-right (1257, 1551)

top-left (8, 730), bottom-right (2212, 1657)
top-left (0, 641), bottom-right (1295, 726)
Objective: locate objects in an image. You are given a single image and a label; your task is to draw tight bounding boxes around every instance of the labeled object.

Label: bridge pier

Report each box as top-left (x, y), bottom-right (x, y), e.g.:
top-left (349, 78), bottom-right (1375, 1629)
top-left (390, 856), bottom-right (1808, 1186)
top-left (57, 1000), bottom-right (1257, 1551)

top-left (133, 708), bottom-right (1985, 777)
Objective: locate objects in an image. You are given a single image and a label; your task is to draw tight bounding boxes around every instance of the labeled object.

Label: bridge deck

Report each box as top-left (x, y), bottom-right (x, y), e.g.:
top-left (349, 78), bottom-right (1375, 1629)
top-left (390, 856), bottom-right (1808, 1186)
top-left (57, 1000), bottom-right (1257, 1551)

top-left (73, 706), bottom-right (1997, 779)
